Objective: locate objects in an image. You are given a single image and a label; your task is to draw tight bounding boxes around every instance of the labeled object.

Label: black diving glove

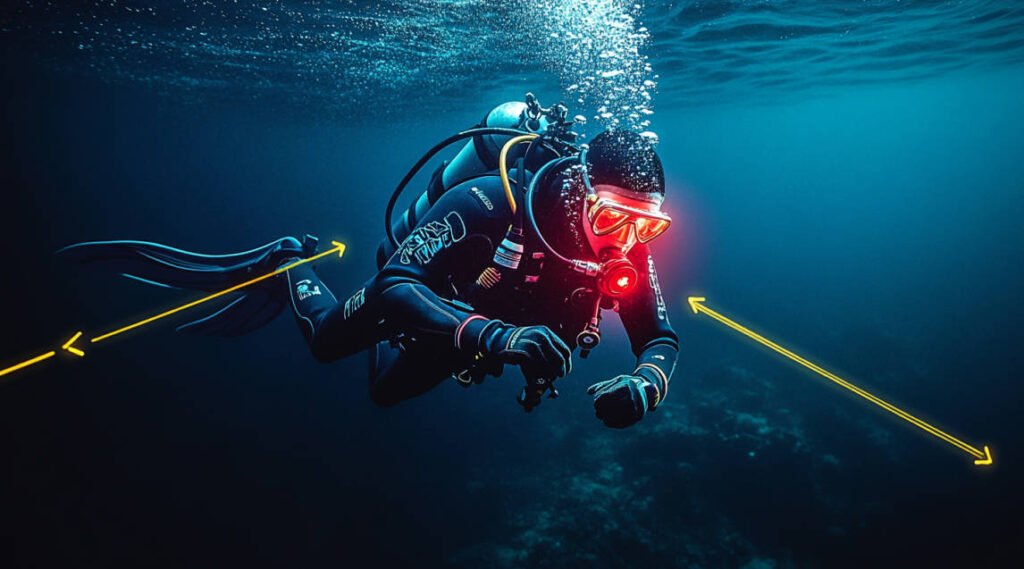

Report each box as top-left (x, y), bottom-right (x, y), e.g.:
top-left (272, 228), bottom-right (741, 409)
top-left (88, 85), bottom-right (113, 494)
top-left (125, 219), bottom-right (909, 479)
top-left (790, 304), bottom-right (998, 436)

top-left (484, 324), bottom-right (572, 380)
top-left (587, 372), bottom-right (661, 429)
top-left (458, 319), bottom-right (572, 409)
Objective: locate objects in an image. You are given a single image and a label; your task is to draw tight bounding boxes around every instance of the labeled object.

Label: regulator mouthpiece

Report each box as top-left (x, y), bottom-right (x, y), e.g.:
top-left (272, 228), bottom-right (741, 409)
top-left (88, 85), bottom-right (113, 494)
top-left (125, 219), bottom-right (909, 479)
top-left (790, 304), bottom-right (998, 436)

top-left (597, 249), bottom-right (639, 297)
top-left (567, 249), bottom-right (638, 297)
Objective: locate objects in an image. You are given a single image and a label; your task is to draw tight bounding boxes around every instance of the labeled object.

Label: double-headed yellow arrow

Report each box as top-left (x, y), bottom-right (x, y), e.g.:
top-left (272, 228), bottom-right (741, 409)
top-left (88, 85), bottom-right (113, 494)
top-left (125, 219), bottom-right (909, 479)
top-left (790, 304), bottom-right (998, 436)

top-left (688, 297), bottom-right (993, 467)
top-left (0, 241), bottom-right (347, 381)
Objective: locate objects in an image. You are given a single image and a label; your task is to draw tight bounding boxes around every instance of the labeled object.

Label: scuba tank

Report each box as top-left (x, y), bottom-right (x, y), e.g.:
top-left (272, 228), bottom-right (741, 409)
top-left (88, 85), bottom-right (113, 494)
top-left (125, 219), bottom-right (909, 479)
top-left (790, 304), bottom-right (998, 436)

top-left (376, 94), bottom-right (572, 268)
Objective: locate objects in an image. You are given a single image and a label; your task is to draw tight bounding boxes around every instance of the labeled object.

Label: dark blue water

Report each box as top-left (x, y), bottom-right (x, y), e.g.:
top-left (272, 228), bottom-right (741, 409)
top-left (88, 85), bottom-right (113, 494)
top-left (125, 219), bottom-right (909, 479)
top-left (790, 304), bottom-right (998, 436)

top-left (2, 2), bottom-right (1023, 567)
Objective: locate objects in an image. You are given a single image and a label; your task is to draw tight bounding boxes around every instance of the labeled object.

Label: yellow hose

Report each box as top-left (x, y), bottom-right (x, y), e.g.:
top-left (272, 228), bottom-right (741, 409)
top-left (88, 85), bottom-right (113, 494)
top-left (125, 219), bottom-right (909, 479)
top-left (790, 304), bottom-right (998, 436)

top-left (498, 134), bottom-right (539, 214)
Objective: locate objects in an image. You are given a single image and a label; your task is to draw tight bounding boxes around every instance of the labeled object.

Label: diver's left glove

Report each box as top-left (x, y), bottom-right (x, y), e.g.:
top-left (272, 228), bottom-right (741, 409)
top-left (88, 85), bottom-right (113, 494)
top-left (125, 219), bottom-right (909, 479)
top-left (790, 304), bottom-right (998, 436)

top-left (586, 370), bottom-right (662, 429)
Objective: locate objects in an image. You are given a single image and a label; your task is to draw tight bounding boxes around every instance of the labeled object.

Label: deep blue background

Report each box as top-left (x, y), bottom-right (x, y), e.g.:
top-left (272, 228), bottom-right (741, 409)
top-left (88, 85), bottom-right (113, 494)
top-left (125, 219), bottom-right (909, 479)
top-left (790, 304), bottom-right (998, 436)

top-left (2, 17), bottom-right (1023, 569)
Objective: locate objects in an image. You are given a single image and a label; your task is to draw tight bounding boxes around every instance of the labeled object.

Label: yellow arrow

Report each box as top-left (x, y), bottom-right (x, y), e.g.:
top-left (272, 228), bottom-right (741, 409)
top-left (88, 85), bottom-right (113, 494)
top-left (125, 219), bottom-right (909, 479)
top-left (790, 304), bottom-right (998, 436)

top-left (688, 296), bottom-right (993, 467)
top-left (0, 241), bottom-right (346, 381)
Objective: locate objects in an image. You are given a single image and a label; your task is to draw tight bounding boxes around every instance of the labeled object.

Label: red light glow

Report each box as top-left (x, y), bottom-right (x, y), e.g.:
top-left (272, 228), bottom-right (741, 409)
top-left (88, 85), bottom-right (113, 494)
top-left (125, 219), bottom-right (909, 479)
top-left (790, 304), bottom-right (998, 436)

top-left (600, 263), bottom-right (639, 297)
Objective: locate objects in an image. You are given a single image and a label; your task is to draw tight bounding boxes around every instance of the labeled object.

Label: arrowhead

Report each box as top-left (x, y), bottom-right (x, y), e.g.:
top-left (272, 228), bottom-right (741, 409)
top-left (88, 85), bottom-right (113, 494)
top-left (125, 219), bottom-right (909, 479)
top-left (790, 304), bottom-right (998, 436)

top-left (331, 241), bottom-right (347, 258)
top-left (687, 296), bottom-right (706, 314)
top-left (61, 331), bottom-right (86, 358)
top-left (974, 445), bottom-right (993, 466)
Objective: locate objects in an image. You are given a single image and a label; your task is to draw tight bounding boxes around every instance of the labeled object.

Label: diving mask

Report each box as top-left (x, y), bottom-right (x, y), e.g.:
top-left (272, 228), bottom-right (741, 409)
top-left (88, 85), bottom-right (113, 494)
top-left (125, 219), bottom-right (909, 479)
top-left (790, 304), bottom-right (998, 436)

top-left (588, 197), bottom-right (672, 244)
top-left (582, 186), bottom-right (672, 258)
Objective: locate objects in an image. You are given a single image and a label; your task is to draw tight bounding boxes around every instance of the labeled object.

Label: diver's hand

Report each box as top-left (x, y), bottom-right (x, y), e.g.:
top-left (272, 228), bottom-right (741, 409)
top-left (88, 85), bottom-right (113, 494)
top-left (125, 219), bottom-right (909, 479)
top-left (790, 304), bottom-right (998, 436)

top-left (488, 325), bottom-right (572, 380)
top-left (587, 374), bottom-right (659, 429)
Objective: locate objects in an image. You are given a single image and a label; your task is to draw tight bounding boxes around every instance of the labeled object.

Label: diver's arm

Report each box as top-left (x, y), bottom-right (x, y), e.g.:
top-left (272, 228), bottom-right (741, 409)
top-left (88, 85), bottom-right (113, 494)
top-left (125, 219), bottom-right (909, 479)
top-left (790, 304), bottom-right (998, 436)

top-left (586, 245), bottom-right (677, 428)
top-left (370, 179), bottom-right (509, 347)
top-left (317, 178), bottom-right (569, 379)
top-left (587, 247), bottom-right (677, 428)
top-left (289, 180), bottom-right (506, 362)
top-left (616, 246), bottom-right (679, 408)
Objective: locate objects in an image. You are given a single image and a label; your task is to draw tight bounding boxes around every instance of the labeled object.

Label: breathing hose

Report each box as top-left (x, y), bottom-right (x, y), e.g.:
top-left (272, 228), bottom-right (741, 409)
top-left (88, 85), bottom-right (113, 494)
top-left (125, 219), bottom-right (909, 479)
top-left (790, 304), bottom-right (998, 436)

top-left (524, 155), bottom-right (579, 265)
top-left (497, 134), bottom-right (539, 214)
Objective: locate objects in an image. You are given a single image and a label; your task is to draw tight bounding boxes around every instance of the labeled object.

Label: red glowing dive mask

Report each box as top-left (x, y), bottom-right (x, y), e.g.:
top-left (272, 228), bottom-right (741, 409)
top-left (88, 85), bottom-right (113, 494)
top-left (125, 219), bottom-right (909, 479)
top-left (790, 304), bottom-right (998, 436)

top-left (582, 186), bottom-right (672, 256)
top-left (589, 198), bottom-right (672, 243)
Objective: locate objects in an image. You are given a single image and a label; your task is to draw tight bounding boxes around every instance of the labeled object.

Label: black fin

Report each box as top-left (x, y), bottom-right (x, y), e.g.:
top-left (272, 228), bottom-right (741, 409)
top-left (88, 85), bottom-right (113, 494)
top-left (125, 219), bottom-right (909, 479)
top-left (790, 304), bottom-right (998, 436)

top-left (58, 236), bottom-right (315, 337)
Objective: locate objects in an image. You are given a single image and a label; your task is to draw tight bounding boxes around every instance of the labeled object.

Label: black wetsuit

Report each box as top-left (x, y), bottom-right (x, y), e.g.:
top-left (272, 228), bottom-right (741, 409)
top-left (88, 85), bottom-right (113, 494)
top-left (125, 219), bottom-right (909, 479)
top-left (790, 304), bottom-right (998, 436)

top-left (284, 170), bottom-right (678, 407)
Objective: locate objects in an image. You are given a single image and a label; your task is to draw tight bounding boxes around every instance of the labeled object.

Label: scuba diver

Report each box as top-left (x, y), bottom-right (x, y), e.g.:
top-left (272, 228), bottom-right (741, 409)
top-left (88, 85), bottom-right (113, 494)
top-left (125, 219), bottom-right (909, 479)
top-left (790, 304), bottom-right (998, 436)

top-left (59, 94), bottom-right (678, 428)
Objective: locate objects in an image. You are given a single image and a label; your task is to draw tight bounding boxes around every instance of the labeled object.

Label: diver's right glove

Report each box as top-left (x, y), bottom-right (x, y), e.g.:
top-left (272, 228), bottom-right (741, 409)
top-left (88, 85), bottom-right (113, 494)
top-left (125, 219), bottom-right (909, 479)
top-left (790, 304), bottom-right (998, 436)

top-left (457, 318), bottom-right (572, 382)
top-left (491, 324), bottom-right (573, 380)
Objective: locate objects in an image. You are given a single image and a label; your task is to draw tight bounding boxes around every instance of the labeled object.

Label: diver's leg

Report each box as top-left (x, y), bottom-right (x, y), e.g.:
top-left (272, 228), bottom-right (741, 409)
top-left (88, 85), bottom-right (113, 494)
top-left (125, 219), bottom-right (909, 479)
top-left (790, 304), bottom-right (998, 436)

top-left (368, 338), bottom-right (462, 407)
top-left (281, 262), bottom-right (467, 405)
top-left (283, 263), bottom-right (385, 362)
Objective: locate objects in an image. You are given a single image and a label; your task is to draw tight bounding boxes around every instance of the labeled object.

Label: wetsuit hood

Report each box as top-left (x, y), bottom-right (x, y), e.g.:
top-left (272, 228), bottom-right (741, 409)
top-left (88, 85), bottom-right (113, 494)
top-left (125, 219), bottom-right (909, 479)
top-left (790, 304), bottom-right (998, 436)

top-left (532, 129), bottom-right (667, 260)
top-left (585, 130), bottom-right (665, 204)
